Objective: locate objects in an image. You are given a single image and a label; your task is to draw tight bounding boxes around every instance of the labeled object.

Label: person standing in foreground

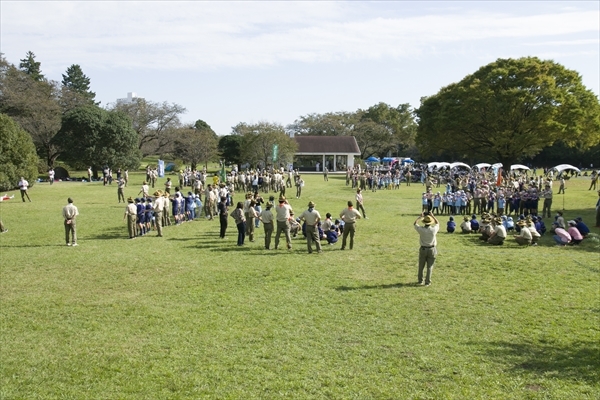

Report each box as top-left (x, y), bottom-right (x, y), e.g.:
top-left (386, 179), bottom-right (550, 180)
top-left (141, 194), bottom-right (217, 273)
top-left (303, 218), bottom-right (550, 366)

top-left (274, 195), bottom-right (293, 250)
top-left (63, 197), bottom-right (79, 246)
top-left (413, 212), bottom-right (440, 286)
top-left (18, 177), bottom-right (31, 202)
top-left (230, 202), bottom-right (246, 246)
top-left (259, 203), bottom-right (274, 249)
top-left (339, 200), bottom-right (362, 250)
top-left (123, 197), bottom-right (137, 239)
top-left (355, 188), bottom-right (368, 219)
top-left (299, 201), bottom-right (322, 254)
top-left (153, 190), bottom-right (164, 237)
top-left (218, 196), bottom-right (228, 239)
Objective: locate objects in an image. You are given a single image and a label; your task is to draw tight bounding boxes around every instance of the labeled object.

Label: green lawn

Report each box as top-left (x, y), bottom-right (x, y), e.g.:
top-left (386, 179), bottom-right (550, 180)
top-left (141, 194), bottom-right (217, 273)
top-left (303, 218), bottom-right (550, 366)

top-left (1, 172), bottom-right (598, 399)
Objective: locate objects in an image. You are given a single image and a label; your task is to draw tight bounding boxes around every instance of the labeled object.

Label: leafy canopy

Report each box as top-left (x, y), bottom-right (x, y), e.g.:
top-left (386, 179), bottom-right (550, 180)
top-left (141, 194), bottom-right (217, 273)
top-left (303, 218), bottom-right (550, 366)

top-left (18, 51), bottom-right (44, 82)
top-left (0, 114), bottom-right (39, 190)
top-left (61, 64), bottom-right (97, 106)
top-left (52, 105), bottom-right (141, 171)
top-left (415, 57), bottom-right (600, 166)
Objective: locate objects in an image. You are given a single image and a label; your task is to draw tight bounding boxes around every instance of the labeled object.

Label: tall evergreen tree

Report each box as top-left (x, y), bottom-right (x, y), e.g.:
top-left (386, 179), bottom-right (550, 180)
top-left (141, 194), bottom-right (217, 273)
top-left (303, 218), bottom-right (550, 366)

top-left (61, 64), bottom-right (96, 105)
top-left (18, 51), bottom-right (44, 82)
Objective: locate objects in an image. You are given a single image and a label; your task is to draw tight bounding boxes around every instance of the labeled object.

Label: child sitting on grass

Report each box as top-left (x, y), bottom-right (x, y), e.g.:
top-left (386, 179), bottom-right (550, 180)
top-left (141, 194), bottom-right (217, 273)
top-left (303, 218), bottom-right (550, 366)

top-left (447, 216), bottom-right (456, 233)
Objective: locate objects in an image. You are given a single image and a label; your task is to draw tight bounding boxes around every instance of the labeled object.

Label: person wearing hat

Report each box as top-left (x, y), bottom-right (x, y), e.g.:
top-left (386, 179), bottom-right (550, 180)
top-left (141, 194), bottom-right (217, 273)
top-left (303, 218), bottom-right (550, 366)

top-left (123, 197), bottom-right (137, 239)
top-left (550, 211), bottom-right (566, 234)
top-left (540, 184), bottom-right (552, 218)
top-left (117, 177), bottom-right (126, 203)
top-left (355, 188), bottom-right (368, 219)
top-left (62, 197), bottom-right (79, 246)
top-left (295, 175), bottom-right (304, 199)
top-left (446, 216), bottom-right (456, 233)
top-left (513, 220), bottom-right (532, 246)
top-left (552, 222), bottom-right (571, 246)
top-left (259, 202), bottom-right (274, 249)
top-left (299, 201), bottom-right (322, 254)
top-left (339, 201), bottom-right (362, 250)
top-left (138, 181), bottom-right (149, 198)
top-left (274, 195), bottom-right (293, 250)
top-left (460, 216), bottom-right (472, 234)
top-left (153, 190), bottom-right (165, 237)
top-left (413, 212), bottom-right (440, 286)
top-left (487, 217), bottom-right (507, 245)
top-left (567, 220), bottom-right (584, 245)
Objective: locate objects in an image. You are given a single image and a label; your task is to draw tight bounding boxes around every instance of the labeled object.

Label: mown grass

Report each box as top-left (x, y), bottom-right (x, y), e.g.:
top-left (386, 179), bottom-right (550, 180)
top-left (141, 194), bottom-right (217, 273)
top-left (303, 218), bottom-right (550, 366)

top-left (0, 172), bottom-right (598, 399)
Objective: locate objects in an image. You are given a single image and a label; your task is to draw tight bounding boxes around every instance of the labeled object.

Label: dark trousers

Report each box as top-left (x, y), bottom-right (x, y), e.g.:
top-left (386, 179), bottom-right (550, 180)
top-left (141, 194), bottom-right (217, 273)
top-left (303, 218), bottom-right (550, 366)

top-left (236, 222), bottom-right (246, 245)
top-left (220, 215), bottom-right (228, 238)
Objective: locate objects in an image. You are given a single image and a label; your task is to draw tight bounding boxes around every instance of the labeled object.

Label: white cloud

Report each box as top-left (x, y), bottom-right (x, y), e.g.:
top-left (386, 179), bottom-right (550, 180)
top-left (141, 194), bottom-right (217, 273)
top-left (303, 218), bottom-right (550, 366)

top-left (1, 1), bottom-right (598, 73)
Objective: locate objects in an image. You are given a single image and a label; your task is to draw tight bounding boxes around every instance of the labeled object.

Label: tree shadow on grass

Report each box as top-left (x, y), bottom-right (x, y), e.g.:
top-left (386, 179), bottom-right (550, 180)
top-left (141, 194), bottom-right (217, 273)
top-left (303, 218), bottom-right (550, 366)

top-left (87, 227), bottom-right (126, 240)
top-left (336, 282), bottom-right (421, 291)
top-left (470, 340), bottom-right (599, 384)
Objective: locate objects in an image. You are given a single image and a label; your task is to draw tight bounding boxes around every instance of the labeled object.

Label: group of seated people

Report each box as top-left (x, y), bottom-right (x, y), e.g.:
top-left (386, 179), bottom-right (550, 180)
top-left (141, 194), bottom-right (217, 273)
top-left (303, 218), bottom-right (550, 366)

top-left (293, 212), bottom-right (342, 245)
top-left (444, 210), bottom-right (590, 247)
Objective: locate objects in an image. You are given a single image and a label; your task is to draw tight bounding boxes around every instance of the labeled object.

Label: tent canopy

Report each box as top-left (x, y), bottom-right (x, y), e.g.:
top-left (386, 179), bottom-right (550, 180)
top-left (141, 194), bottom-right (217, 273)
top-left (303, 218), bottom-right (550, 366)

top-left (510, 164), bottom-right (530, 171)
top-left (401, 158), bottom-right (414, 164)
top-left (473, 163), bottom-right (491, 170)
top-left (365, 156), bottom-right (380, 162)
top-left (428, 162), bottom-right (451, 169)
top-left (382, 157), bottom-right (396, 162)
top-left (552, 164), bottom-right (581, 174)
top-left (449, 162), bottom-right (471, 169)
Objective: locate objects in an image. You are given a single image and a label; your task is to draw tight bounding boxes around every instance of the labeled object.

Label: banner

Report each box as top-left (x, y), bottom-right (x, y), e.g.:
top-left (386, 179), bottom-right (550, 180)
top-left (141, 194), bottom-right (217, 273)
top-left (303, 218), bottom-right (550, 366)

top-left (158, 160), bottom-right (165, 178)
top-left (272, 144), bottom-right (279, 163)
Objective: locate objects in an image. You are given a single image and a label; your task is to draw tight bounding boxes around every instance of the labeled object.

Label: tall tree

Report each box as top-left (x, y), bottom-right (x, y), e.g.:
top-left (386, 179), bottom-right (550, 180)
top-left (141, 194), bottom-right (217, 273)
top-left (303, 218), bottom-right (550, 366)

top-left (0, 56), bottom-right (62, 167)
top-left (52, 106), bottom-right (141, 174)
top-left (173, 120), bottom-right (219, 170)
top-left (19, 51), bottom-right (44, 82)
top-left (61, 64), bottom-right (97, 106)
top-left (360, 102), bottom-right (417, 155)
top-left (232, 122), bottom-right (297, 168)
top-left (218, 135), bottom-right (243, 166)
top-left (0, 114), bottom-right (39, 191)
top-left (415, 57), bottom-right (600, 166)
top-left (110, 98), bottom-right (186, 156)
top-left (287, 112), bottom-right (357, 136)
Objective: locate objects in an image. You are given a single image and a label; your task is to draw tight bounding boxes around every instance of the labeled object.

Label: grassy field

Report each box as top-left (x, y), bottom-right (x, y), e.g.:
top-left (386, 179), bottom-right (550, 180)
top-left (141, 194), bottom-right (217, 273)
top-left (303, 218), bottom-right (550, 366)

top-left (0, 171), bottom-right (598, 399)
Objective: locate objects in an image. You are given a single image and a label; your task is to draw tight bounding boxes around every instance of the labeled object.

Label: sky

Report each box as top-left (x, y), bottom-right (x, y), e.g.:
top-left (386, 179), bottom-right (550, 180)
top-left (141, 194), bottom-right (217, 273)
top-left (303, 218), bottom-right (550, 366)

top-left (1, 1), bottom-right (599, 136)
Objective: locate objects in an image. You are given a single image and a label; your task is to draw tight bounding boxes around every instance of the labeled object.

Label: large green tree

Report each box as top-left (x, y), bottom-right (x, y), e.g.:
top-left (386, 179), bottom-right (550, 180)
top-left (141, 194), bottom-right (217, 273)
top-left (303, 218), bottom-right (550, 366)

top-left (288, 103), bottom-right (417, 159)
top-left (18, 51), bottom-right (44, 82)
top-left (218, 135), bottom-right (243, 166)
top-left (0, 114), bottom-right (39, 191)
top-left (232, 122), bottom-right (297, 168)
top-left (52, 106), bottom-right (141, 173)
top-left (110, 98), bottom-right (186, 156)
top-left (0, 56), bottom-right (62, 167)
top-left (61, 64), bottom-right (97, 107)
top-left (415, 57), bottom-right (600, 166)
top-left (173, 120), bottom-right (219, 170)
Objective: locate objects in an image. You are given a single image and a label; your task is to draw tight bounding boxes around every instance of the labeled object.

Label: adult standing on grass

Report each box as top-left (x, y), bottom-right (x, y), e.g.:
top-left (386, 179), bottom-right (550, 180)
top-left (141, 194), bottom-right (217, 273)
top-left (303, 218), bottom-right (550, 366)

top-left (295, 175), bottom-right (304, 199)
top-left (139, 181), bottom-right (149, 198)
top-left (117, 177), bottom-right (126, 203)
top-left (413, 212), bottom-right (439, 286)
top-left (63, 197), bottom-right (79, 246)
top-left (274, 195), bottom-right (293, 250)
top-left (87, 166), bottom-right (92, 182)
top-left (18, 177), bottom-right (31, 202)
top-left (48, 168), bottom-right (55, 185)
top-left (259, 203), bottom-right (274, 249)
top-left (299, 201), bottom-right (322, 254)
top-left (355, 188), bottom-right (368, 219)
top-left (339, 200), bottom-right (361, 250)
top-left (123, 197), bottom-right (137, 239)
top-left (230, 201), bottom-right (246, 246)
top-left (153, 190), bottom-right (165, 237)
top-left (218, 196), bottom-right (228, 239)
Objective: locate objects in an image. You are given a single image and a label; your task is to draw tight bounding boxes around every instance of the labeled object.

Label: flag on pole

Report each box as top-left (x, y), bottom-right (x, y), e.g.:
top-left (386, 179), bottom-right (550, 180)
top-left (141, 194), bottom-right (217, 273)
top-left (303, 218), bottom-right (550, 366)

top-left (220, 163), bottom-right (226, 183)
top-left (496, 168), bottom-right (503, 187)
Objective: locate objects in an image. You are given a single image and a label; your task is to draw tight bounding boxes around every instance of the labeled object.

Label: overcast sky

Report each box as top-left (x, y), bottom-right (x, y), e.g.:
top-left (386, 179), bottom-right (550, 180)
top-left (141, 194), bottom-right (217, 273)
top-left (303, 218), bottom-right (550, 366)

top-left (2, 1), bottom-right (598, 135)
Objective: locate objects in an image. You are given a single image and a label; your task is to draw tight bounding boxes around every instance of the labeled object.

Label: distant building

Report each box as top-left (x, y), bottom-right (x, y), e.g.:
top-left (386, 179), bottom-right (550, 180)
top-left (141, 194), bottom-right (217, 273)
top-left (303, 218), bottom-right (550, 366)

top-left (294, 136), bottom-right (361, 171)
top-left (116, 92), bottom-right (143, 105)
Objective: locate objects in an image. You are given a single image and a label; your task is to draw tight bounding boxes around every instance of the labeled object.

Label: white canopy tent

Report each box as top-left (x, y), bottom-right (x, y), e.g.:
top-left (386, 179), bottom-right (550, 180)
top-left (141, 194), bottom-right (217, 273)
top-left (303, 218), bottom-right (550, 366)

top-left (510, 164), bottom-right (530, 171)
top-left (473, 163), bottom-right (491, 170)
top-left (551, 164), bottom-right (581, 174)
top-left (449, 162), bottom-right (471, 169)
top-left (427, 162), bottom-right (451, 170)
top-left (491, 163), bottom-right (503, 169)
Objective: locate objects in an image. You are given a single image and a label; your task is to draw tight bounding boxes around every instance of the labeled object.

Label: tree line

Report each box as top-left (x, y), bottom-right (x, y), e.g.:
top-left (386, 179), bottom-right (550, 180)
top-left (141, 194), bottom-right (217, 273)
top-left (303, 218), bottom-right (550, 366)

top-left (1, 51), bottom-right (599, 190)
